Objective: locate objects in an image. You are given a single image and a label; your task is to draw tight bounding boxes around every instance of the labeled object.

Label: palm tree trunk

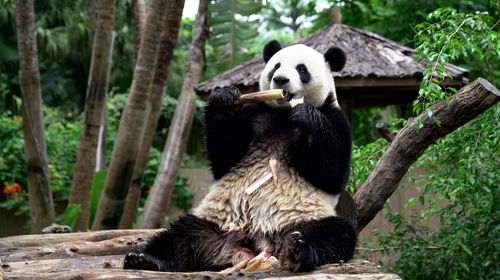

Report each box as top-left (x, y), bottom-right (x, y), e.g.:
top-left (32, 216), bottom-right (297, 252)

top-left (85, 0), bottom-right (98, 43)
top-left (92, 0), bottom-right (169, 230)
top-left (15, 0), bottom-right (55, 233)
top-left (137, 0), bottom-right (209, 229)
top-left (85, 0), bottom-right (108, 173)
top-left (67, 0), bottom-right (116, 232)
top-left (131, 0), bottom-right (146, 66)
top-left (119, 0), bottom-right (186, 229)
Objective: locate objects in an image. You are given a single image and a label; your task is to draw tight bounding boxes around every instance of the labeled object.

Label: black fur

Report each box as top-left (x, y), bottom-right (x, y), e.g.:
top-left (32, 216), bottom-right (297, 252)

top-left (290, 95), bottom-right (352, 194)
top-left (278, 217), bottom-right (357, 272)
top-left (124, 214), bottom-right (251, 271)
top-left (124, 214), bottom-right (357, 273)
top-left (263, 40), bottom-right (282, 63)
top-left (205, 88), bottom-right (352, 195)
top-left (204, 87), bottom-right (252, 179)
top-left (324, 47), bottom-right (346, 72)
top-left (124, 43), bottom-right (356, 273)
top-left (267, 62), bottom-right (281, 82)
top-left (295, 63), bottom-right (311, 84)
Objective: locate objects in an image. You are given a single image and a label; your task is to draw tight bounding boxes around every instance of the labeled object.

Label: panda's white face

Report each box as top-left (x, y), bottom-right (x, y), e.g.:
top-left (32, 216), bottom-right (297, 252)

top-left (259, 44), bottom-right (338, 108)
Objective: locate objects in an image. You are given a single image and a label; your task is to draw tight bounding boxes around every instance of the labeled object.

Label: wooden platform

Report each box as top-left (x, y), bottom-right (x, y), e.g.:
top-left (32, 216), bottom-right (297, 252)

top-left (0, 230), bottom-right (400, 279)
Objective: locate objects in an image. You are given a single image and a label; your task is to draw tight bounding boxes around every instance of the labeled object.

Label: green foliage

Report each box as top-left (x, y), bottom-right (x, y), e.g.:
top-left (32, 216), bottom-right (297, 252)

top-left (351, 107), bottom-right (383, 145)
top-left (0, 91), bottom-right (192, 221)
top-left (209, 0), bottom-right (260, 72)
top-left (413, 7), bottom-right (500, 115)
top-left (358, 5), bottom-right (500, 279)
top-left (316, 0), bottom-right (497, 45)
top-left (64, 204), bottom-right (81, 230)
top-left (172, 176), bottom-right (194, 211)
top-left (347, 138), bottom-right (388, 194)
top-left (372, 105), bottom-right (499, 280)
top-left (89, 170), bottom-right (107, 227)
top-left (262, 0), bottom-right (316, 39)
top-left (0, 0), bottom-right (135, 115)
top-left (0, 108), bottom-right (82, 218)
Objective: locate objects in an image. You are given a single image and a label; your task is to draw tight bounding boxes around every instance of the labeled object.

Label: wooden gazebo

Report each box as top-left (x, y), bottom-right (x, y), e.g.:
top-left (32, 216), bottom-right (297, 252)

top-left (195, 23), bottom-right (469, 111)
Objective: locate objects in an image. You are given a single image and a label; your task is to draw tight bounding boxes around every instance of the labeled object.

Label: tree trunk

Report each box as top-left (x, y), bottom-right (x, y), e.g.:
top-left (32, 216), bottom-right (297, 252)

top-left (92, 0), bottom-right (169, 230)
top-left (15, 0), bottom-right (55, 233)
top-left (67, 0), bottom-right (116, 232)
top-left (119, 0), bottom-right (186, 229)
top-left (86, 0), bottom-right (109, 173)
top-left (137, 0), bottom-right (209, 229)
top-left (131, 0), bottom-right (146, 67)
top-left (354, 78), bottom-right (500, 230)
top-left (85, 0), bottom-right (98, 44)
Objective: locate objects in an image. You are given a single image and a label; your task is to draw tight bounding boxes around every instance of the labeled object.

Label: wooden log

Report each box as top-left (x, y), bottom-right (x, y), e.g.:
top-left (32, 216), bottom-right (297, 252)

top-left (1, 254), bottom-right (399, 280)
top-left (354, 78), bottom-right (500, 230)
top-left (0, 230), bottom-right (400, 279)
top-left (0, 229), bottom-right (159, 248)
top-left (0, 229), bottom-right (160, 262)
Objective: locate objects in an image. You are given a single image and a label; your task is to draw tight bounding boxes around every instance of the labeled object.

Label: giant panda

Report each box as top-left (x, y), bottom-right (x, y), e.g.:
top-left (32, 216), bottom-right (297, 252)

top-left (123, 40), bottom-right (357, 273)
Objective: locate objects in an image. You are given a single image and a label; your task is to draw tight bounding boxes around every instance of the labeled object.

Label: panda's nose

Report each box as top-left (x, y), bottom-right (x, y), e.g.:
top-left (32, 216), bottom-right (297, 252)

top-left (273, 76), bottom-right (289, 86)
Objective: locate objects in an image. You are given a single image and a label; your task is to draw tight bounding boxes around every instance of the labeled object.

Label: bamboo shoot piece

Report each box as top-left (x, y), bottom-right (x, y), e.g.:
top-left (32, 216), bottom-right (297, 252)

top-left (209, 89), bottom-right (285, 105)
top-left (234, 89), bottom-right (284, 104)
top-left (289, 97), bottom-right (304, 108)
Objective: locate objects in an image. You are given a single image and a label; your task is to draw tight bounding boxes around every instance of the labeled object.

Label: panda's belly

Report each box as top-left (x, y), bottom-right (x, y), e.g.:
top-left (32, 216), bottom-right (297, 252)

top-left (192, 144), bottom-right (339, 234)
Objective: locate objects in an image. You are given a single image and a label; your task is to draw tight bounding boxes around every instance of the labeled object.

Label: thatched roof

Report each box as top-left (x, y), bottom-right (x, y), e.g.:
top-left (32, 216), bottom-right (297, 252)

top-left (196, 24), bottom-right (469, 108)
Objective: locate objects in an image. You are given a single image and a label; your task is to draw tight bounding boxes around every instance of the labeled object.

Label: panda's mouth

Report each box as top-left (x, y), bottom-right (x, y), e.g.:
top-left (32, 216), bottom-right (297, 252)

top-left (283, 91), bottom-right (294, 102)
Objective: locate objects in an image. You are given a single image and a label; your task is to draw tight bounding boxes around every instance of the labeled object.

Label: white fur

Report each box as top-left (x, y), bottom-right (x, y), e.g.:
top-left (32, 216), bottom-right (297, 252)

top-left (259, 44), bottom-right (340, 108)
top-left (192, 147), bottom-right (339, 235)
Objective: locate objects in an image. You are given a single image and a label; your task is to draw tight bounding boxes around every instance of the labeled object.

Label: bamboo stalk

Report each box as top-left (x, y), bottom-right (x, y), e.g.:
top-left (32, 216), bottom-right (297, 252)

top-left (223, 89), bottom-right (285, 105)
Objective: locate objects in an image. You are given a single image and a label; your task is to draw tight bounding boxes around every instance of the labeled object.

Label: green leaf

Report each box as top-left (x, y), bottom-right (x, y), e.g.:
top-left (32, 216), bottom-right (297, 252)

top-left (419, 195), bottom-right (425, 205)
top-left (459, 241), bottom-right (473, 256)
top-left (64, 204), bottom-right (81, 230)
top-left (417, 119), bottom-right (424, 130)
top-left (89, 170), bottom-right (107, 228)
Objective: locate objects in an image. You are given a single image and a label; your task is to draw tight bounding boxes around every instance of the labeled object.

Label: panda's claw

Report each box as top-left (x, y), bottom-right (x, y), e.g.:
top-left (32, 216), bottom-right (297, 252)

top-left (123, 251), bottom-right (162, 271)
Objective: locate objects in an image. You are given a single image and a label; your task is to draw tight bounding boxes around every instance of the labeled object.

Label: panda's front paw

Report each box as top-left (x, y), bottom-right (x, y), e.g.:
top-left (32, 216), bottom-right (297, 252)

top-left (207, 86), bottom-right (241, 106)
top-left (123, 251), bottom-right (164, 271)
top-left (280, 231), bottom-right (316, 272)
top-left (289, 103), bottom-right (325, 133)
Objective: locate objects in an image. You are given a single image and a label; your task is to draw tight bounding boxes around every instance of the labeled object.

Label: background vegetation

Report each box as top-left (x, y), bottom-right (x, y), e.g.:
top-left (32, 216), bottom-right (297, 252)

top-left (0, 0), bottom-right (499, 278)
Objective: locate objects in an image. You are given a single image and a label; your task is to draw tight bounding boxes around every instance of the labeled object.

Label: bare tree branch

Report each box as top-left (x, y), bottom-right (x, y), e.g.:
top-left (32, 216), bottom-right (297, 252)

top-left (354, 78), bottom-right (500, 230)
top-left (375, 123), bottom-right (398, 142)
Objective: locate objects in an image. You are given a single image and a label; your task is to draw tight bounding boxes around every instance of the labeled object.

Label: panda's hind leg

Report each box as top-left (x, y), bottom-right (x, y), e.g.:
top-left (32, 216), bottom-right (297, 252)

top-left (278, 216), bottom-right (357, 272)
top-left (124, 214), bottom-right (250, 272)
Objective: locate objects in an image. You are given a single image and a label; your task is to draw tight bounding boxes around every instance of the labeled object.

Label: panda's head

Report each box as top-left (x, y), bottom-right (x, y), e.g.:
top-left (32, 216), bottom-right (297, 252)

top-left (259, 40), bottom-right (346, 108)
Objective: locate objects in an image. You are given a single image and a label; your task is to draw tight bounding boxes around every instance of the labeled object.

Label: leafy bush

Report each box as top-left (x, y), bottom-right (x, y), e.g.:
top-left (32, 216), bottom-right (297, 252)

top-left (0, 109), bottom-right (81, 218)
top-left (361, 6), bottom-right (500, 279)
top-left (372, 104), bottom-right (499, 279)
top-left (0, 91), bottom-right (196, 222)
top-left (348, 138), bottom-right (388, 194)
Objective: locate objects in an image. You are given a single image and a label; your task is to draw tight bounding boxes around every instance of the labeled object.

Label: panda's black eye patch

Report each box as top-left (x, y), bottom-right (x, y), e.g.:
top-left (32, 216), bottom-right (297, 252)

top-left (268, 63), bottom-right (281, 82)
top-left (296, 64), bottom-right (307, 73)
top-left (296, 64), bottom-right (311, 83)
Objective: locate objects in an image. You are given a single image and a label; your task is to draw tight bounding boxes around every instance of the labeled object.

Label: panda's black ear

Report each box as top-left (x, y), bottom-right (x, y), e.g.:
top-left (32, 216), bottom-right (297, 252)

top-left (263, 40), bottom-right (281, 63)
top-left (324, 47), bottom-right (346, 72)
